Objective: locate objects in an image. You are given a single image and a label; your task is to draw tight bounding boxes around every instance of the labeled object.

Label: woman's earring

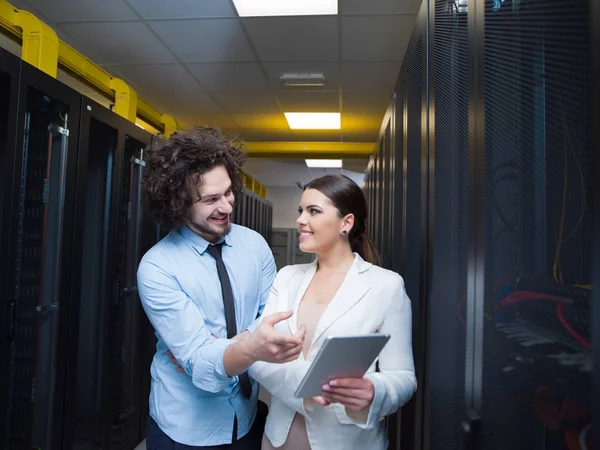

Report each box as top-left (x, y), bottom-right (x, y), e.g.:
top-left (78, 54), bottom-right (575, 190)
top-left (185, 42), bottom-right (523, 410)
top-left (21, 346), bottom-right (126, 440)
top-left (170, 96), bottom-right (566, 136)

top-left (341, 230), bottom-right (348, 235)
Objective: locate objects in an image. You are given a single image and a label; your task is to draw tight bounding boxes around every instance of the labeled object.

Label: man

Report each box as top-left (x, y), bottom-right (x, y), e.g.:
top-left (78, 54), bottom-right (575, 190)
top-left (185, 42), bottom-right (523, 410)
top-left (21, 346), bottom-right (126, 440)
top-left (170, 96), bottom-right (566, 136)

top-left (137, 126), bottom-right (304, 449)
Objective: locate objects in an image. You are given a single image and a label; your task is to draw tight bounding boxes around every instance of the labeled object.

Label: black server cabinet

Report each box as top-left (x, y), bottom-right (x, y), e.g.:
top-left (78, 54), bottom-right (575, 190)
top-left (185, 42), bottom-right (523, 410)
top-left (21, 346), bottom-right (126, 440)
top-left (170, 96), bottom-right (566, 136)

top-left (476, 0), bottom-right (593, 448)
top-left (423, 0), bottom-right (470, 448)
top-left (0, 47), bottom-right (22, 450)
top-left (0, 59), bottom-right (82, 450)
top-left (108, 120), bottom-right (153, 450)
top-left (66, 96), bottom-right (154, 450)
top-left (375, 0), bottom-right (597, 448)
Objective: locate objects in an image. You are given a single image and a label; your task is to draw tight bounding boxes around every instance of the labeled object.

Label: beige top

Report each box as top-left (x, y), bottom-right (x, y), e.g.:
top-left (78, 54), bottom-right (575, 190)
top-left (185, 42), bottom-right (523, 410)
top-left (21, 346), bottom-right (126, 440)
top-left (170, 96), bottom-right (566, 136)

top-left (261, 301), bottom-right (328, 450)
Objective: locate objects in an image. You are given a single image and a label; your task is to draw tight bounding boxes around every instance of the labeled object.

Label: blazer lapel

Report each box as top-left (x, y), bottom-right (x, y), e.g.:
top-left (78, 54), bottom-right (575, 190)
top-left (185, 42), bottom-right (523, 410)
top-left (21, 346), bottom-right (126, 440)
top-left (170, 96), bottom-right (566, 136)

top-left (287, 260), bottom-right (318, 335)
top-left (311, 255), bottom-right (372, 345)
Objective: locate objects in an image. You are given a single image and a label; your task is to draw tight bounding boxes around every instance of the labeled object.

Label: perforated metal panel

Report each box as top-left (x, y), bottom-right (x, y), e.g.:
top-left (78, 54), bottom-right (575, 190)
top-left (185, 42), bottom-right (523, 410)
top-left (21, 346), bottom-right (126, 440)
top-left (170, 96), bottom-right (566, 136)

top-left (8, 89), bottom-right (71, 450)
top-left (426, 1), bottom-right (470, 449)
top-left (481, 0), bottom-right (592, 448)
top-left (399, 35), bottom-right (424, 450)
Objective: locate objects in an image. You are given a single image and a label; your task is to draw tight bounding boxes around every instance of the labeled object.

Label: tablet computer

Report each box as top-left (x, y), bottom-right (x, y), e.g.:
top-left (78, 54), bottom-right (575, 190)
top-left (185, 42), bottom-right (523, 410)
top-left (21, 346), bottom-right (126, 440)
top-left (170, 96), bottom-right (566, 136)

top-left (294, 334), bottom-right (391, 398)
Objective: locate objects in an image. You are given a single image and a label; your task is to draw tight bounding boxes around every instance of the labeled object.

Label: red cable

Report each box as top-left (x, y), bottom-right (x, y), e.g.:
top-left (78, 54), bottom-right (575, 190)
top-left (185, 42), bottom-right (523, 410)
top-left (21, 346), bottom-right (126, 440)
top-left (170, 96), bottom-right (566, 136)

top-left (556, 302), bottom-right (592, 349)
top-left (497, 291), bottom-right (592, 349)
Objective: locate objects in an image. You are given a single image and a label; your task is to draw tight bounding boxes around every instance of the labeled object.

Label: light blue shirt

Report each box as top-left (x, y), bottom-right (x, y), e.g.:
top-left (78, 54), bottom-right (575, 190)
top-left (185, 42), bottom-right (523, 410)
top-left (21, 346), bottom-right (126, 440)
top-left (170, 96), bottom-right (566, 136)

top-left (137, 224), bottom-right (276, 446)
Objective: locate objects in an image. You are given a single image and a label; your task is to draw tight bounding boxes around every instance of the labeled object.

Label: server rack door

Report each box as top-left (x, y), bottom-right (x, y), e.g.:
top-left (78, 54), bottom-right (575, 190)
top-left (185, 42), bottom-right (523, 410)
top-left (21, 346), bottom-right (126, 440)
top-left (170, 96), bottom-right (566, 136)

top-left (2, 62), bottom-right (82, 450)
top-left (0, 47), bottom-right (22, 450)
top-left (379, 137), bottom-right (387, 265)
top-left (71, 99), bottom-right (120, 450)
top-left (374, 150), bottom-right (382, 253)
top-left (384, 121), bottom-right (393, 269)
top-left (399, 29), bottom-right (427, 450)
top-left (109, 130), bottom-right (152, 450)
top-left (391, 91), bottom-right (405, 276)
top-left (477, 0), bottom-right (592, 448)
top-left (425, 0), bottom-right (470, 447)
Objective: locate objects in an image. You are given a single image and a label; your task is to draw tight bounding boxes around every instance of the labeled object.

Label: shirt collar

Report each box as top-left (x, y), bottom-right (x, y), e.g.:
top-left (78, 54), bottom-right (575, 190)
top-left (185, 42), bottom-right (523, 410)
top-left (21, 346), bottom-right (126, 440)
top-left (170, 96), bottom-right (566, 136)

top-left (178, 225), bottom-right (233, 254)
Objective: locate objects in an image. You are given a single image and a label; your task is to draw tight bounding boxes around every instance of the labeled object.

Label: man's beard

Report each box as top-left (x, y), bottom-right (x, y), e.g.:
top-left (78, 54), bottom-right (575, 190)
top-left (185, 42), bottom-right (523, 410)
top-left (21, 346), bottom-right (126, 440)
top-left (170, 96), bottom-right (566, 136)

top-left (188, 217), bottom-right (231, 241)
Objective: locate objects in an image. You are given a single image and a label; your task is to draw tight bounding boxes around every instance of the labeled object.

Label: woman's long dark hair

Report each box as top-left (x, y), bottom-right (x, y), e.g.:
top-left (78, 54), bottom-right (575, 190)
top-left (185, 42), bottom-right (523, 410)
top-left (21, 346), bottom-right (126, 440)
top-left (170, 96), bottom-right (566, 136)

top-left (304, 174), bottom-right (379, 265)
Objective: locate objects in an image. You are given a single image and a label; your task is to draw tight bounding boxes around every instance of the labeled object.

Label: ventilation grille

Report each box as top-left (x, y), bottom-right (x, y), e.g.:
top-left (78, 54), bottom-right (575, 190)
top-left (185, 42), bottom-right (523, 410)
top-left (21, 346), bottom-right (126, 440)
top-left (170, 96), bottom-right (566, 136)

top-left (427, 0), bottom-right (470, 448)
top-left (482, 0), bottom-right (591, 447)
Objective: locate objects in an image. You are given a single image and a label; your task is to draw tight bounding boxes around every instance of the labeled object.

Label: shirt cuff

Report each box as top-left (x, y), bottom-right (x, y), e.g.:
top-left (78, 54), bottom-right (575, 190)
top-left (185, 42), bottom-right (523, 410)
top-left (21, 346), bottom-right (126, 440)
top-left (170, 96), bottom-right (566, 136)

top-left (191, 338), bottom-right (236, 393)
top-left (245, 317), bottom-right (261, 334)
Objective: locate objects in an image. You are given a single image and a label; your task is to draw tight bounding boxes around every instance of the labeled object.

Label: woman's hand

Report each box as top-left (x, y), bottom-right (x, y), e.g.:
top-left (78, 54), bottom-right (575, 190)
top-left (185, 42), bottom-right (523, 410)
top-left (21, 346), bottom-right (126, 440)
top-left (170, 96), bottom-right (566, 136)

top-left (312, 377), bottom-right (375, 412)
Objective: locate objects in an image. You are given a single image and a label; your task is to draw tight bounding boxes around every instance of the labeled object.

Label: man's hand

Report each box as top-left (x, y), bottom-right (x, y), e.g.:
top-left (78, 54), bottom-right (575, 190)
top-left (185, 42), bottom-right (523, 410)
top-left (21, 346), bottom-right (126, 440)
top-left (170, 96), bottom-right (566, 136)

top-left (242, 311), bottom-right (306, 364)
top-left (167, 314), bottom-right (305, 376)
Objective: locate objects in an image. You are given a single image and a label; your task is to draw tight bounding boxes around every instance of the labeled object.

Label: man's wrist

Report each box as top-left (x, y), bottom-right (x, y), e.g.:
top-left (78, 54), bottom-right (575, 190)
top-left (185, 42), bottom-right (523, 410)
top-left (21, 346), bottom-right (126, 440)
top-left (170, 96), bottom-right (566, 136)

top-left (223, 337), bottom-right (257, 377)
top-left (237, 337), bottom-right (257, 365)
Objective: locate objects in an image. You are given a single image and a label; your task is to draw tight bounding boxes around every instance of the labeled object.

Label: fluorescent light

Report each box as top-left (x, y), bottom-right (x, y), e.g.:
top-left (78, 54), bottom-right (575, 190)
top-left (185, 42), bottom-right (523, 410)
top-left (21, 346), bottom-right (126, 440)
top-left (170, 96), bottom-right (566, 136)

top-left (281, 73), bottom-right (326, 87)
top-left (284, 112), bottom-right (341, 130)
top-left (232, 0), bottom-right (337, 17)
top-left (306, 159), bottom-right (343, 168)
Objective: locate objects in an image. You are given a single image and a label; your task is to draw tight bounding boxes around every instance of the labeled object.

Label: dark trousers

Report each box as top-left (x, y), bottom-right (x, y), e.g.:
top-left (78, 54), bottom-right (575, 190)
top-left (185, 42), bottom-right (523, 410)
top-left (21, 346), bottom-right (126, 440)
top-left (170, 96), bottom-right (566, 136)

top-left (146, 402), bottom-right (268, 450)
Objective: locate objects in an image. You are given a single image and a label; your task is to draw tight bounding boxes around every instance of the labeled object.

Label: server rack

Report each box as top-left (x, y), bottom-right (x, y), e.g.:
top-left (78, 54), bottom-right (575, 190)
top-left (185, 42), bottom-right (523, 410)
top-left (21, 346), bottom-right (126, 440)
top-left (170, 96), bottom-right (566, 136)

top-left (365, 0), bottom-right (596, 448)
top-left (66, 96), bottom-right (155, 450)
top-left (0, 56), bottom-right (83, 450)
top-left (0, 46), bottom-right (23, 450)
top-left (233, 187), bottom-right (273, 243)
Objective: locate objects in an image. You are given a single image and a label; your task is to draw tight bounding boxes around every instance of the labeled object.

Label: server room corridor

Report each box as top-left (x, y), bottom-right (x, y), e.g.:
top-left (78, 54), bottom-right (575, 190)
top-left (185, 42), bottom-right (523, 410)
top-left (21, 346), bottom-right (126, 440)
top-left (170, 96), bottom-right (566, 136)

top-left (0, 0), bottom-right (598, 449)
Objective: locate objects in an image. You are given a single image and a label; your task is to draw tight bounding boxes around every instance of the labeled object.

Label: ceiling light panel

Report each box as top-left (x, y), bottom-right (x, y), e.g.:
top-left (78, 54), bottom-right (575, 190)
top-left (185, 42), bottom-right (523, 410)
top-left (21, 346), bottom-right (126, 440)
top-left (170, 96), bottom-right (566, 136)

top-left (232, 0), bottom-right (338, 17)
top-left (284, 112), bottom-right (341, 129)
top-left (305, 159), bottom-right (343, 168)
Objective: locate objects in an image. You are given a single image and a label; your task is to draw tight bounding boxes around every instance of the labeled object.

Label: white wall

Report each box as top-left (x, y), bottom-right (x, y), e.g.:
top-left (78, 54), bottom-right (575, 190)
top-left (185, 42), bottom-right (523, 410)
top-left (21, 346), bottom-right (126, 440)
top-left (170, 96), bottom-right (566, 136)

top-left (267, 186), bottom-right (303, 229)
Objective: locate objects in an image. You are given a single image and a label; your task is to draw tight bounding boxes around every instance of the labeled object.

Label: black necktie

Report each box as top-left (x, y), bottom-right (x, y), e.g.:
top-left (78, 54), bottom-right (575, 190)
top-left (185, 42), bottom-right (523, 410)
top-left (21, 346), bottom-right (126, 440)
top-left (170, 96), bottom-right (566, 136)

top-left (206, 243), bottom-right (252, 398)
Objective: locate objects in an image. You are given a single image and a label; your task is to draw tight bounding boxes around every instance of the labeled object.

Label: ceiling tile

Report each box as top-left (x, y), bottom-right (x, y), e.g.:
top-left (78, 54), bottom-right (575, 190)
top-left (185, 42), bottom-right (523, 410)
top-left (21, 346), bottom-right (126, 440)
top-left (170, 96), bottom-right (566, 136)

top-left (277, 91), bottom-right (340, 112)
top-left (56, 22), bottom-right (177, 64)
top-left (186, 63), bottom-right (268, 91)
top-left (146, 92), bottom-right (225, 117)
top-left (343, 91), bottom-right (391, 114)
top-left (240, 130), bottom-right (295, 141)
top-left (340, 0), bottom-right (422, 15)
top-left (262, 62), bottom-right (340, 90)
top-left (24, 0), bottom-right (138, 22)
top-left (212, 92), bottom-right (280, 114)
top-left (149, 20), bottom-right (255, 63)
top-left (230, 113), bottom-right (289, 132)
top-left (342, 62), bottom-right (401, 92)
top-left (341, 15), bottom-right (416, 61)
top-left (127, 0), bottom-right (237, 19)
top-left (242, 16), bottom-right (338, 62)
top-left (110, 64), bottom-right (204, 94)
top-left (176, 114), bottom-right (238, 131)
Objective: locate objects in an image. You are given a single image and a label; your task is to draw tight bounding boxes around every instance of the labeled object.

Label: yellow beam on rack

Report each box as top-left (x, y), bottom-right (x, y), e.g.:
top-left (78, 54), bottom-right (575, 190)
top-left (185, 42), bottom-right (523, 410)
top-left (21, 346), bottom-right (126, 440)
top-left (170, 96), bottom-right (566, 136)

top-left (161, 112), bottom-right (178, 138)
top-left (0, 0), bottom-right (179, 133)
top-left (244, 141), bottom-right (376, 158)
top-left (111, 77), bottom-right (137, 122)
top-left (0, 1), bottom-right (58, 77)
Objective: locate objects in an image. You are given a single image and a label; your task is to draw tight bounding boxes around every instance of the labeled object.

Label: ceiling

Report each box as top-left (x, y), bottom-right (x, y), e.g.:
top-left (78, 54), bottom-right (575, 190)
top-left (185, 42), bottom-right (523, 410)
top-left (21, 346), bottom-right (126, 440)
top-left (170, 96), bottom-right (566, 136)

top-left (8, 0), bottom-right (420, 143)
top-left (244, 157), bottom-right (369, 189)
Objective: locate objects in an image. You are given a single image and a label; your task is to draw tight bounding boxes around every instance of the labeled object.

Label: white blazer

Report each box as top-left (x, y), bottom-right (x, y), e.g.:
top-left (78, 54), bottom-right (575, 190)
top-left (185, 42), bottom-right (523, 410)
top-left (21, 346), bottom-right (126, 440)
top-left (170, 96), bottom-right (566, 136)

top-left (249, 254), bottom-right (417, 450)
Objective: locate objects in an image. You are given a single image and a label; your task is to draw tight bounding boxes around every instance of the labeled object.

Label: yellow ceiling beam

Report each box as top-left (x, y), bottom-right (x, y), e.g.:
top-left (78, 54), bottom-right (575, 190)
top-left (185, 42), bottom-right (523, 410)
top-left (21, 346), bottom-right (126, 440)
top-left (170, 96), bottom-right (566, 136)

top-left (0, 0), bottom-right (179, 133)
top-left (244, 141), bottom-right (376, 158)
top-left (0, 1), bottom-right (58, 77)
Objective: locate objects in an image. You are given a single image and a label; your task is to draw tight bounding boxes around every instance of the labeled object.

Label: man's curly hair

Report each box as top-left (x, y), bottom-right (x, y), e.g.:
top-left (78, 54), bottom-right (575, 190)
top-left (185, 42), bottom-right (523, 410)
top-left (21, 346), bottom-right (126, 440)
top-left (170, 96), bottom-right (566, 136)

top-left (143, 126), bottom-right (246, 229)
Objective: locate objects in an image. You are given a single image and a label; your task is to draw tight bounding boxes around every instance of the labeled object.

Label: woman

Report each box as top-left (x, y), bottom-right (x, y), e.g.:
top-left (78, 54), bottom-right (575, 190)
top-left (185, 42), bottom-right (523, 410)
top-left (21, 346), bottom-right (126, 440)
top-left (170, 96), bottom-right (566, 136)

top-left (249, 174), bottom-right (417, 450)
